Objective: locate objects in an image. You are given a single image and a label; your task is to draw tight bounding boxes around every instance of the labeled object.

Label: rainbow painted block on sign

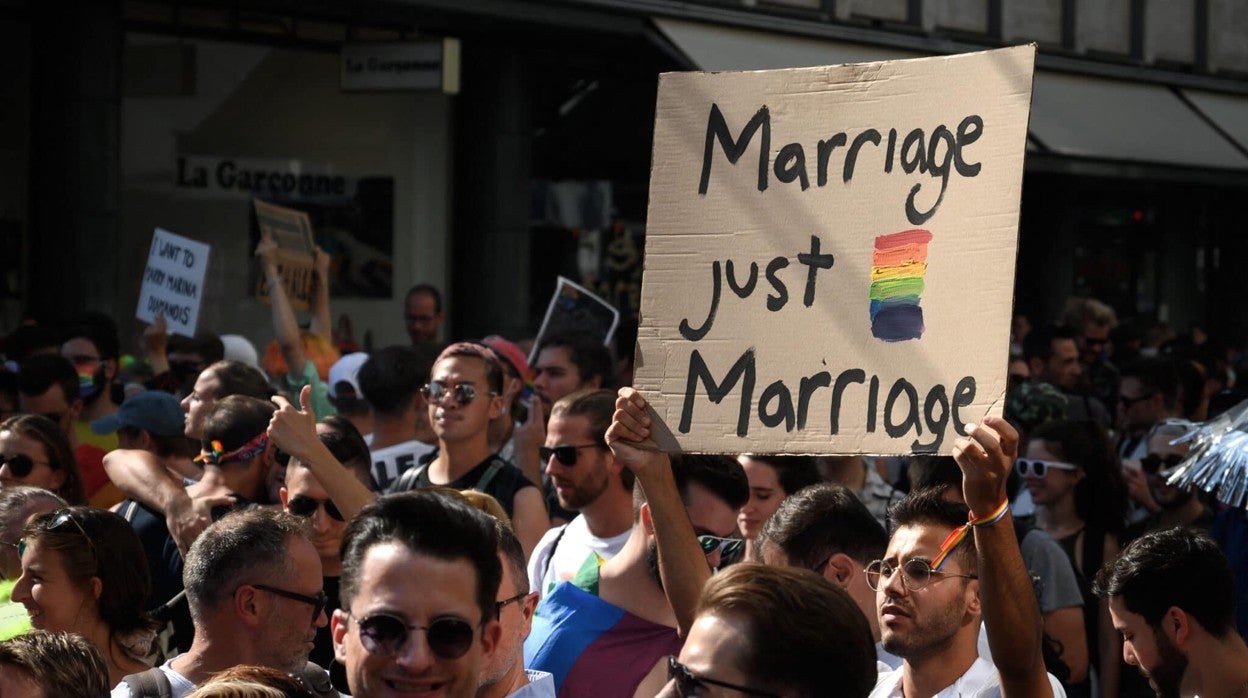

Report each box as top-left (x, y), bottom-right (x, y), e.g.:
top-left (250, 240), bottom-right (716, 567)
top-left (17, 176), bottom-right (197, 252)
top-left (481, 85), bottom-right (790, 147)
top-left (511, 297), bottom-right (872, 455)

top-left (870, 229), bottom-right (932, 342)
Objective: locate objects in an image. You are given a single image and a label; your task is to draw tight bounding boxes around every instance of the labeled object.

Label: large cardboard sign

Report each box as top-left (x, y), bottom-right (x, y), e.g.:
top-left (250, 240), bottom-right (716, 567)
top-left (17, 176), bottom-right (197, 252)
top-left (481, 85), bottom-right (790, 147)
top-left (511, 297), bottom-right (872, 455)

top-left (253, 199), bottom-right (316, 312)
top-left (634, 46), bottom-right (1036, 455)
top-left (135, 228), bottom-right (211, 337)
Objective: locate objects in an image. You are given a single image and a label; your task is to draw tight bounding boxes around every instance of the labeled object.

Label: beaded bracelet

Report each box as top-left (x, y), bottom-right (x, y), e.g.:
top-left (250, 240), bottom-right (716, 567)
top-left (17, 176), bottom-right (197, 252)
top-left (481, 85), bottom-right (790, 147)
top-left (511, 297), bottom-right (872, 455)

top-left (931, 499), bottom-right (1010, 570)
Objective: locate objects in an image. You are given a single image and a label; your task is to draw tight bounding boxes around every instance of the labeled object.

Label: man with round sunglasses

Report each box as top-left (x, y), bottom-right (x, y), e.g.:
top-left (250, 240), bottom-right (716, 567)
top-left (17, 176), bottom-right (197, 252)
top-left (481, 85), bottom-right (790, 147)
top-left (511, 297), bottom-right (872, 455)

top-left (527, 389), bottom-right (634, 597)
top-left (870, 417), bottom-right (1065, 698)
top-left (333, 490), bottom-right (503, 698)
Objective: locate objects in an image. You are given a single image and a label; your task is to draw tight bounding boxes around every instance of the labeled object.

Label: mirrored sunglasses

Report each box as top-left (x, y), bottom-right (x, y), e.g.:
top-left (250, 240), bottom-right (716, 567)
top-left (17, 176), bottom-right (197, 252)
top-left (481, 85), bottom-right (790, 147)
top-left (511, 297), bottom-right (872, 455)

top-left (354, 612), bottom-right (476, 660)
top-left (697, 534), bottom-right (744, 562)
top-left (420, 381), bottom-right (480, 406)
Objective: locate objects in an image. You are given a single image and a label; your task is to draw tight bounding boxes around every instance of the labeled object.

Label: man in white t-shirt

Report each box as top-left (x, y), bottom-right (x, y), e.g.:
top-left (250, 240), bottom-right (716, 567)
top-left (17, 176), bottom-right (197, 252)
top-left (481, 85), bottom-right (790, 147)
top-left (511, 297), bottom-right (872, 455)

top-left (527, 389), bottom-right (634, 596)
top-left (357, 346), bottom-right (435, 490)
top-left (870, 417), bottom-right (1064, 698)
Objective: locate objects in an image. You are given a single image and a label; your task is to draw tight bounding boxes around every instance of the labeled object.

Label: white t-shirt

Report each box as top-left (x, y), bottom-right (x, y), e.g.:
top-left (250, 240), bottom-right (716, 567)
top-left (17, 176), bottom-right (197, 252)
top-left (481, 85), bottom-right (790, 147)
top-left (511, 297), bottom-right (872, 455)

top-left (526, 514), bottom-right (631, 596)
top-left (369, 439), bottom-right (436, 491)
top-left (110, 659), bottom-right (197, 698)
top-left (871, 656), bottom-right (1067, 698)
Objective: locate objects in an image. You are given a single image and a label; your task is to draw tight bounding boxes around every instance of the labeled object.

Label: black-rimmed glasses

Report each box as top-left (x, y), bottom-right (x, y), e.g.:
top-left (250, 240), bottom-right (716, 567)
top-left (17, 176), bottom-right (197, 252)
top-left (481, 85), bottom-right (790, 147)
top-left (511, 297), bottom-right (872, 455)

top-left (1141, 453), bottom-right (1185, 475)
top-left (539, 444), bottom-right (602, 466)
top-left (249, 583), bottom-right (329, 622)
top-left (666, 656), bottom-right (780, 697)
top-left (865, 558), bottom-right (978, 592)
top-left (350, 612), bottom-right (477, 660)
top-left (495, 592), bottom-right (529, 617)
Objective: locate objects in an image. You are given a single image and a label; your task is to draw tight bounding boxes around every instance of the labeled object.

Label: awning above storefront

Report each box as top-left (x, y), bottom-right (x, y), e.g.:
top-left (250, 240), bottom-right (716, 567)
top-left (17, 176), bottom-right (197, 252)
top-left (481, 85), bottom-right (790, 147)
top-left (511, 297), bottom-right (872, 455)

top-left (654, 16), bottom-right (1248, 172)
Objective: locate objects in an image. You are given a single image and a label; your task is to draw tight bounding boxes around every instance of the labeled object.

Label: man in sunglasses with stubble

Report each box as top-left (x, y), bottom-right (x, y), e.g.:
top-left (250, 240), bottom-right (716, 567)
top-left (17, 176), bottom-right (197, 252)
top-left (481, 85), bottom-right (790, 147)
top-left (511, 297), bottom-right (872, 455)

top-left (334, 490), bottom-right (504, 698)
top-left (869, 417), bottom-right (1065, 698)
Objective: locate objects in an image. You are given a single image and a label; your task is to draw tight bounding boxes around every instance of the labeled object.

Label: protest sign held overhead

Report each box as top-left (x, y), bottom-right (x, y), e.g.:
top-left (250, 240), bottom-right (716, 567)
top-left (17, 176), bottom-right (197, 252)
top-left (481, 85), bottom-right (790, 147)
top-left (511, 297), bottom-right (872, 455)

top-left (135, 228), bottom-right (211, 337)
top-left (530, 276), bottom-right (621, 364)
top-left (634, 45), bottom-right (1036, 455)
top-left (253, 199), bottom-right (316, 311)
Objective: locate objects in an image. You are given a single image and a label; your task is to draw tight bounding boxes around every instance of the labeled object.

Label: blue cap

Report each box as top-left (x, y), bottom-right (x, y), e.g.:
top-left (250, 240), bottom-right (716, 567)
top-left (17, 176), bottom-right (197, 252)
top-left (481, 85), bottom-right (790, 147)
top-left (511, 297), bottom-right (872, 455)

top-left (90, 390), bottom-right (185, 437)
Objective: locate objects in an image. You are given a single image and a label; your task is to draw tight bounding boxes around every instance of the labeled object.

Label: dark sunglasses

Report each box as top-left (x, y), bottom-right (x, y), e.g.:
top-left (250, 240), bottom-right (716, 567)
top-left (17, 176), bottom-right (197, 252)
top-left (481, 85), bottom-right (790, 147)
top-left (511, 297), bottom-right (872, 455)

top-left (1119, 392), bottom-right (1156, 409)
top-left (421, 381), bottom-right (482, 406)
top-left (1141, 453), bottom-right (1185, 475)
top-left (697, 534), bottom-right (744, 562)
top-left (287, 495), bottom-right (344, 522)
top-left (667, 656), bottom-right (779, 697)
top-left (251, 583), bottom-right (329, 622)
top-left (32, 509), bottom-right (98, 562)
top-left (353, 612), bottom-right (476, 660)
top-left (539, 444), bottom-right (601, 466)
top-left (0, 454), bottom-right (45, 478)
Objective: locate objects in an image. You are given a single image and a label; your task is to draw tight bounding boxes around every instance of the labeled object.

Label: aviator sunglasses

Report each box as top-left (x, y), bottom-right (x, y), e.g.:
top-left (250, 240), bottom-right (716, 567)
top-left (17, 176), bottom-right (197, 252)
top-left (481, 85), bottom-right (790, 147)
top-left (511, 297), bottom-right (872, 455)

top-left (539, 444), bottom-right (601, 466)
top-left (420, 381), bottom-right (488, 406)
top-left (1015, 458), bottom-right (1078, 478)
top-left (352, 612), bottom-right (477, 660)
top-left (286, 495), bottom-right (345, 522)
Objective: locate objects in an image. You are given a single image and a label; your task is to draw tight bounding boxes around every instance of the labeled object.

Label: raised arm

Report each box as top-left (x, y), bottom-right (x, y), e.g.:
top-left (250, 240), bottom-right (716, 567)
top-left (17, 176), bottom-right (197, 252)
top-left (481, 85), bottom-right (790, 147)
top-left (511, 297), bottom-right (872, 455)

top-left (255, 234), bottom-right (306, 381)
top-left (268, 385), bottom-right (375, 520)
top-left (606, 387), bottom-right (708, 637)
top-left (953, 415), bottom-right (1054, 698)
top-left (103, 449), bottom-right (233, 554)
top-left (310, 246), bottom-right (333, 343)
top-left (143, 313), bottom-right (170, 376)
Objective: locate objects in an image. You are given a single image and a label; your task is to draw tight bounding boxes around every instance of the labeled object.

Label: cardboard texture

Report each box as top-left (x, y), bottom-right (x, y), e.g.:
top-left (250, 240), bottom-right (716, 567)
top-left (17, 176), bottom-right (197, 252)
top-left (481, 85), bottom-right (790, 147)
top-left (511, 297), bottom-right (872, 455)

top-left (634, 46), bottom-right (1036, 455)
top-left (135, 228), bottom-right (211, 338)
top-left (253, 199), bottom-right (316, 312)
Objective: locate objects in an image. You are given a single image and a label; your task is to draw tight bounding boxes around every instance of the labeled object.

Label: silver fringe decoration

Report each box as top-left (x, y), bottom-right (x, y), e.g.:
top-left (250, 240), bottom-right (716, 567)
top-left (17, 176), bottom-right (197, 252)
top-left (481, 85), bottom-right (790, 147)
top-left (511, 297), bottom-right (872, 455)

top-left (1167, 400), bottom-right (1248, 510)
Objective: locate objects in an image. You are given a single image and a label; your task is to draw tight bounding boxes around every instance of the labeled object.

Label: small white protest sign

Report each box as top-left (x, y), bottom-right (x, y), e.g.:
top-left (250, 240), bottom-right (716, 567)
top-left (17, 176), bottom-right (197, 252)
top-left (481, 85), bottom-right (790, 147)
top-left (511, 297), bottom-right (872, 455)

top-left (135, 228), bottom-right (211, 337)
top-left (634, 46), bottom-right (1036, 455)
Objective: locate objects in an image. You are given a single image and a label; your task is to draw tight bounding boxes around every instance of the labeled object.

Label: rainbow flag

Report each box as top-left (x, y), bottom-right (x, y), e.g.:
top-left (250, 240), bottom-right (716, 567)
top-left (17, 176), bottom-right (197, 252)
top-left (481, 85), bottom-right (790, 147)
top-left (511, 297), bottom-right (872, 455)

top-left (870, 229), bottom-right (932, 342)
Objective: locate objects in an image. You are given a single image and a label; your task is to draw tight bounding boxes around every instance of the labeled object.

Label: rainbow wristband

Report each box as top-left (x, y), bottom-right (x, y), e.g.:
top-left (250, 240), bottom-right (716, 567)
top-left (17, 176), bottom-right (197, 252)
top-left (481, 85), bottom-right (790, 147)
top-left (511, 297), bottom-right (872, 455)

top-left (931, 499), bottom-right (1010, 570)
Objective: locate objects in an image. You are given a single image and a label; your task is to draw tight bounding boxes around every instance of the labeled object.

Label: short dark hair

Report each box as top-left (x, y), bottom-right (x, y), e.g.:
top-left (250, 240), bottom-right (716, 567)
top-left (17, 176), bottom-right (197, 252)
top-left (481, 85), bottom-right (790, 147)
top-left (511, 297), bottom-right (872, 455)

top-left (550, 389), bottom-right (632, 491)
top-left (758, 483), bottom-right (887, 569)
top-left (1093, 527), bottom-right (1236, 638)
top-left (0, 630), bottom-right (111, 698)
top-left (1023, 324), bottom-right (1077, 363)
top-left (435, 343), bottom-right (504, 395)
top-left (317, 415), bottom-right (375, 488)
top-left (202, 360), bottom-right (272, 401)
top-left (1120, 357), bottom-right (1180, 411)
top-left (495, 519), bottom-right (528, 596)
top-left (740, 455), bottom-right (820, 496)
top-left (406, 283), bottom-right (443, 313)
top-left (537, 332), bottom-right (615, 390)
top-left (183, 508), bottom-right (309, 621)
top-left (16, 354), bottom-right (78, 406)
top-left (888, 487), bottom-right (976, 569)
top-left (340, 491), bottom-right (502, 624)
top-left (696, 563), bottom-right (876, 698)
top-left (634, 454), bottom-right (749, 518)
top-left (60, 312), bottom-right (121, 360)
top-left (357, 346), bottom-right (430, 417)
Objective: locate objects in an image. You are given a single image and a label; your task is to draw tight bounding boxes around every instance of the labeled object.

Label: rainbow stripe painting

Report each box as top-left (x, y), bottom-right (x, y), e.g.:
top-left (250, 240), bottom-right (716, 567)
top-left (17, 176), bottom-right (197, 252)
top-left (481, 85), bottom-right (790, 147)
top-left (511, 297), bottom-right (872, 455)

top-left (870, 229), bottom-right (933, 342)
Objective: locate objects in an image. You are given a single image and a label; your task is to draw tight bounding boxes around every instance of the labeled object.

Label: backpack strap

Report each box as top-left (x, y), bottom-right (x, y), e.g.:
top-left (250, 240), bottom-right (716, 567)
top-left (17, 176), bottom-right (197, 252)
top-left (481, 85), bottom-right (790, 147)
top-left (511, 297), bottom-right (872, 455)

top-left (388, 462), bottom-right (430, 494)
top-left (471, 457), bottom-right (506, 494)
top-left (539, 523), bottom-right (570, 593)
top-left (122, 500), bottom-right (140, 523)
top-left (122, 667), bottom-right (174, 698)
top-left (299, 661), bottom-right (338, 697)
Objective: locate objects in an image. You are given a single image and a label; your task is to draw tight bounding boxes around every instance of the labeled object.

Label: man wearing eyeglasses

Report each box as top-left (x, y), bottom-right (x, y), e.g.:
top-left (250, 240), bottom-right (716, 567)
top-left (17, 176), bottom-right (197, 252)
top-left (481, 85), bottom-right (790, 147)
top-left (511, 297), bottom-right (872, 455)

top-left (333, 490), bottom-right (503, 698)
top-left (869, 417), bottom-right (1064, 698)
top-left (116, 508), bottom-right (335, 697)
top-left (1121, 421), bottom-right (1212, 544)
top-left (480, 519), bottom-right (553, 698)
top-left (524, 389), bottom-right (747, 698)
top-left (526, 389), bottom-right (634, 597)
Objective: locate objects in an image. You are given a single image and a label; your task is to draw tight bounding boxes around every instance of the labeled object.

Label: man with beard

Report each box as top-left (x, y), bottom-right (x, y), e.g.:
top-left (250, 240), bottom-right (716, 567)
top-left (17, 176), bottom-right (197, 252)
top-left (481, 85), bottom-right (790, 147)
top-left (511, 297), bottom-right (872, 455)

top-left (523, 420), bottom-right (747, 698)
top-left (1094, 528), bottom-right (1248, 698)
top-left (479, 519), bottom-right (553, 698)
top-left (870, 416), bottom-right (1064, 698)
top-left (1123, 421), bottom-right (1213, 542)
top-left (526, 389), bottom-right (634, 596)
top-left (59, 316), bottom-right (122, 453)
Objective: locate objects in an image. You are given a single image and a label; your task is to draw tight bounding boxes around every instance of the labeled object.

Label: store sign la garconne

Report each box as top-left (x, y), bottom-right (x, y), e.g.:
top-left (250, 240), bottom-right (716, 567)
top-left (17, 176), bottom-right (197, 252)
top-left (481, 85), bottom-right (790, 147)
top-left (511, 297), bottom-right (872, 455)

top-left (340, 39), bottom-right (461, 93)
top-left (175, 155), bottom-right (352, 201)
top-left (633, 45), bottom-right (1036, 456)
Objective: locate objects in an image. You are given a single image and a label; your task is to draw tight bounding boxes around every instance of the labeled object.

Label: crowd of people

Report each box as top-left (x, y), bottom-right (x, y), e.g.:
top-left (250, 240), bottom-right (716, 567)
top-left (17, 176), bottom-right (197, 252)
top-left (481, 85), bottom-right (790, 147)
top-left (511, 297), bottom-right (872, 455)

top-left (0, 260), bottom-right (1244, 698)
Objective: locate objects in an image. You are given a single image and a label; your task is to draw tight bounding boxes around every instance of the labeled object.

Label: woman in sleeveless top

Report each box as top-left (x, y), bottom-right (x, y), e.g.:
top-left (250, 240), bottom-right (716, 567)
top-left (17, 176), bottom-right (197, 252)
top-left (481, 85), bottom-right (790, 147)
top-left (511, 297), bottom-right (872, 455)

top-left (1025, 419), bottom-right (1127, 698)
